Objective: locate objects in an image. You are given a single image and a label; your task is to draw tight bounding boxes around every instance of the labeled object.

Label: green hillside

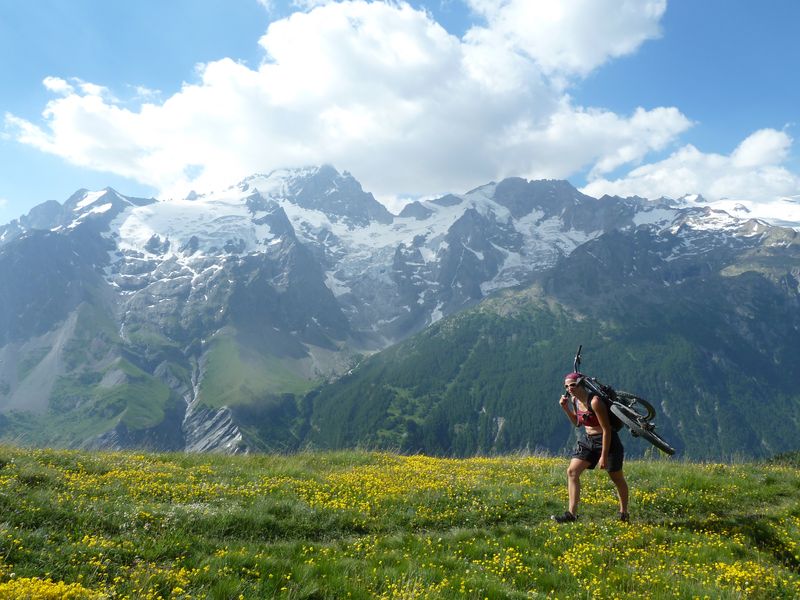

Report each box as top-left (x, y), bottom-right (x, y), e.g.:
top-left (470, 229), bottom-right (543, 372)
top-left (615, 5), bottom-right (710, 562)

top-left (2, 353), bottom-right (184, 451)
top-left (307, 274), bottom-right (800, 460)
top-left (0, 445), bottom-right (797, 598)
top-left (198, 330), bottom-right (319, 409)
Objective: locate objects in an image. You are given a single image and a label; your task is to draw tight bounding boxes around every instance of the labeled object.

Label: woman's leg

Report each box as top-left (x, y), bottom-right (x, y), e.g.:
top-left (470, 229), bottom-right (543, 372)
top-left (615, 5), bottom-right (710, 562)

top-left (567, 458), bottom-right (590, 515)
top-left (608, 469), bottom-right (629, 513)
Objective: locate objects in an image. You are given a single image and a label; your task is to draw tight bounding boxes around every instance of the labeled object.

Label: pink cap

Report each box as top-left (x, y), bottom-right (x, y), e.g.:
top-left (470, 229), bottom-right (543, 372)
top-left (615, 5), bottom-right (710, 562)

top-left (564, 372), bottom-right (582, 381)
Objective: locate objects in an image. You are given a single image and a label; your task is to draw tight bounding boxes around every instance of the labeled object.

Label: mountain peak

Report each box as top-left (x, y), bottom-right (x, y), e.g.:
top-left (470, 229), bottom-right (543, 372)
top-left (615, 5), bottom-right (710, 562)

top-left (491, 177), bottom-right (585, 219)
top-left (255, 165), bottom-right (395, 226)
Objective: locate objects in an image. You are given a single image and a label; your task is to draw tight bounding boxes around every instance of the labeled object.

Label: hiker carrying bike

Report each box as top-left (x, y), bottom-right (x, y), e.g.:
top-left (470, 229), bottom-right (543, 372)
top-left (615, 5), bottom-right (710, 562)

top-left (552, 371), bottom-right (629, 523)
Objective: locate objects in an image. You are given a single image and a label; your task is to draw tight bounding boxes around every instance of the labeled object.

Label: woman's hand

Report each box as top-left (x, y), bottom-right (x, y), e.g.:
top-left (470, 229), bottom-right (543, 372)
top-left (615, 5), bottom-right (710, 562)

top-left (598, 454), bottom-right (608, 470)
top-left (560, 394), bottom-right (578, 427)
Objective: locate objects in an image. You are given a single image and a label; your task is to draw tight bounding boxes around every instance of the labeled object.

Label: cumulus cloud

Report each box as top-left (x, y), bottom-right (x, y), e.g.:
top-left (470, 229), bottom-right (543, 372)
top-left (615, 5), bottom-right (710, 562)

top-left (464, 0), bottom-right (666, 78)
top-left (3, 0), bottom-right (711, 206)
top-left (581, 129), bottom-right (800, 203)
top-left (42, 77), bottom-right (75, 95)
top-left (43, 76), bottom-right (117, 101)
top-left (730, 128), bottom-right (791, 168)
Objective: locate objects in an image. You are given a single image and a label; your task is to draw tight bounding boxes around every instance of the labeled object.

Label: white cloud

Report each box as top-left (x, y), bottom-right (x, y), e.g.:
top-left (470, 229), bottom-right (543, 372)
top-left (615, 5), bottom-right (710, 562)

top-left (291, 0), bottom-right (335, 8)
top-left (261, 0), bottom-right (331, 12)
top-left (464, 0), bottom-right (666, 78)
top-left (130, 85), bottom-right (162, 102)
top-left (731, 128), bottom-right (790, 168)
top-left (42, 76), bottom-right (117, 103)
top-left (42, 76), bottom-right (74, 95)
top-left (6, 0), bottom-right (694, 206)
top-left (471, 102), bottom-right (692, 184)
top-left (581, 129), bottom-right (800, 203)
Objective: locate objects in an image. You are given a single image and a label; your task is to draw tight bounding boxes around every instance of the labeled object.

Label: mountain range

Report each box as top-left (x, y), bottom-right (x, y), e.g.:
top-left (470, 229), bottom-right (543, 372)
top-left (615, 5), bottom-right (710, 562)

top-left (1, 165), bottom-right (798, 459)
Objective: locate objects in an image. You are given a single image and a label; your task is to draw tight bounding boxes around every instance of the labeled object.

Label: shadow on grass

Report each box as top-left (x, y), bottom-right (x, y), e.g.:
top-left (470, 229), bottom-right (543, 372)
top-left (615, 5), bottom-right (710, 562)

top-left (682, 514), bottom-right (800, 572)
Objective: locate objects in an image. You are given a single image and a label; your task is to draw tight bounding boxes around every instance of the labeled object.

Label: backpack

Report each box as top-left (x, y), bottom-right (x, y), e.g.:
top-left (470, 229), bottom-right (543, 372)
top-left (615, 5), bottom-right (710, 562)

top-left (579, 379), bottom-right (624, 432)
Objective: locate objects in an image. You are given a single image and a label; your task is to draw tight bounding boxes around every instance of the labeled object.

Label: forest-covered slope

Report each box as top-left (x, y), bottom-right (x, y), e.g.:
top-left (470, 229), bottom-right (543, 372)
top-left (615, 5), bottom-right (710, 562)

top-left (306, 264), bottom-right (800, 460)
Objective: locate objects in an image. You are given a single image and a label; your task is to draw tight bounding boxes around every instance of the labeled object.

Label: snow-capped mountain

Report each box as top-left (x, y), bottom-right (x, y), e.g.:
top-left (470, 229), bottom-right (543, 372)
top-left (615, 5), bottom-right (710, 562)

top-left (0, 165), bottom-right (797, 453)
top-left (672, 192), bottom-right (800, 230)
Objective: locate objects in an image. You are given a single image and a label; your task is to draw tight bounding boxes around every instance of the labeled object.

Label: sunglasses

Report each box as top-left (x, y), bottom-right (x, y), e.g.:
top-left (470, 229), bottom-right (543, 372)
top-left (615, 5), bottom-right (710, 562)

top-left (564, 382), bottom-right (578, 389)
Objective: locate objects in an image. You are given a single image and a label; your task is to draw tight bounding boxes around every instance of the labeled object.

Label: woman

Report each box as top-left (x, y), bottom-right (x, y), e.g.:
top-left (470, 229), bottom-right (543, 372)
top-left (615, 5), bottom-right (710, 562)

top-left (552, 372), bottom-right (629, 523)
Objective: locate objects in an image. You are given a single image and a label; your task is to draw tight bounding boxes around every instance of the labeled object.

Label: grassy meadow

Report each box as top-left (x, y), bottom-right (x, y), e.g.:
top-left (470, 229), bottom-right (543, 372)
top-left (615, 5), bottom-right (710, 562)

top-left (0, 445), bottom-right (798, 599)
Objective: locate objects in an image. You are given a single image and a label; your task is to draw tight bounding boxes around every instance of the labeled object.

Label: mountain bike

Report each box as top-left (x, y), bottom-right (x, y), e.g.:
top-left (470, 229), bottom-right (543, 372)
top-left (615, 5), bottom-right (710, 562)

top-left (571, 345), bottom-right (676, 455)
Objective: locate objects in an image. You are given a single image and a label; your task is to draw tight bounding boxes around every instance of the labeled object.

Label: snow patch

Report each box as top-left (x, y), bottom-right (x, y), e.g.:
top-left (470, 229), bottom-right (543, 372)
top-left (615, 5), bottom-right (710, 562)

top-left (75, 190), bottom-right (108, 210)
top-left (325, 271), bottom-right (351, 296)
top-left (430, 302), bottom-right (444, 324)
top-left (633, 208), bottom-right (677, 227)
top-left (87, 202), bottom-right (113, 215)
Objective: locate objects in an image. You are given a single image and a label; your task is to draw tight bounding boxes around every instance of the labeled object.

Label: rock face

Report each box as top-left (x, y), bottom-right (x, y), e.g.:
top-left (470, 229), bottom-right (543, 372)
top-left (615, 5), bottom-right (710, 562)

top-left (0, 165), bottom-right (798, 453)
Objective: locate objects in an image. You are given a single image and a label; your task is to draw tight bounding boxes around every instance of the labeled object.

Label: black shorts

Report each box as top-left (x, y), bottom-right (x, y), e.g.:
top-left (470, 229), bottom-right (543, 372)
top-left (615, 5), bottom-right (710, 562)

top-left (571, 431), bottom-right (624, 473)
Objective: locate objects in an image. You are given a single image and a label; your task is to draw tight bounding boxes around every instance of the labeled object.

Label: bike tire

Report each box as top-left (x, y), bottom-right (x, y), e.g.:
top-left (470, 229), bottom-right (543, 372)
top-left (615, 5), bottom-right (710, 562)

top-left (615, 391), bottom-right (656, 421)
top-left (611, 405), bottom-right (676, 455)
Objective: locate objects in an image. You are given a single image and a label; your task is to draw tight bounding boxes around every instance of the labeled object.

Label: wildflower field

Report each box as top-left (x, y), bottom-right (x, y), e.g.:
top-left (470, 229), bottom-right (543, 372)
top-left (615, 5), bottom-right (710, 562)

top-left (0, 446), bottom-right (798, 599)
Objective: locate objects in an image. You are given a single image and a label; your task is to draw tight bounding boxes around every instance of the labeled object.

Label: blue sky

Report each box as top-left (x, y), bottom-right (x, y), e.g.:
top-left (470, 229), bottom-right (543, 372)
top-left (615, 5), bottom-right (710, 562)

top-left (1, 0), bottom-right (798, 220)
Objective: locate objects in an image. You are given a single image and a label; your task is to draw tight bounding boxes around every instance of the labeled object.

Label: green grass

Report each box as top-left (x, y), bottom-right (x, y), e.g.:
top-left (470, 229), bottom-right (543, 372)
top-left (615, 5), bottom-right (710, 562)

top-left (199, 334), bottom-right (317, 408)
top-left (104, 359), bottom-right (172, 430)
top-left (0, 446), bottom-right (798, 599)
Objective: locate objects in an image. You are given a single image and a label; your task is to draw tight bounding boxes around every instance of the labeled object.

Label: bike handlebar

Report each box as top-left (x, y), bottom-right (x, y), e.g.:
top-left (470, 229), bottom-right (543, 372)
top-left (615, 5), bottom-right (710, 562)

top-left (571, 344), bottom-right (604, 399)
top-left (573, 345), bottom-right (582, 373)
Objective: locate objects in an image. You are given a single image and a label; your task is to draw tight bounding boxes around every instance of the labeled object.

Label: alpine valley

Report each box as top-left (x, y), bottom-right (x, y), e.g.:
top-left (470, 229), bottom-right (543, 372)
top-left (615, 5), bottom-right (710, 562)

top-left (1, 165), bottom-right (798, 459)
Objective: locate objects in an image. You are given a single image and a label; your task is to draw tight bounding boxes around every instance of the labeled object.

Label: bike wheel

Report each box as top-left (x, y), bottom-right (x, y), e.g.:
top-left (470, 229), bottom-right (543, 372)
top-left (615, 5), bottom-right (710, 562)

top-left (611, 405), bottom-right (676, 455)
top-left (615, 391), bottom-right (656, 421)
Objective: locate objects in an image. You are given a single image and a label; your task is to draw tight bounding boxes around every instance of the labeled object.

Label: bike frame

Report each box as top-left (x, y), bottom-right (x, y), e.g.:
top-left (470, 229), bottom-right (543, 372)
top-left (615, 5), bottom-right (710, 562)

top-left (570, 345), bottom-right (675, 455)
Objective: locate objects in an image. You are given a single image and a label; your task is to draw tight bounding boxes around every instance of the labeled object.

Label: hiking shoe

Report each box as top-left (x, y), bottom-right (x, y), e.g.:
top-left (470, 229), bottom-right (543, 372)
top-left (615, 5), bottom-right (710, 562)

top-left (618, 511), bottom-right (629, 522)
top-left (551, 511), bottom-right (577, 523)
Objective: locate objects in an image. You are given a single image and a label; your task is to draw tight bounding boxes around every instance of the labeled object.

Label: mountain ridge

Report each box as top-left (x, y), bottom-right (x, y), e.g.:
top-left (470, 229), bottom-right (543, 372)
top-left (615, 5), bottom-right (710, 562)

top-left (0, 165), bottom-right (798, 456)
